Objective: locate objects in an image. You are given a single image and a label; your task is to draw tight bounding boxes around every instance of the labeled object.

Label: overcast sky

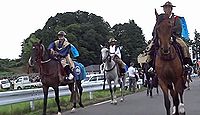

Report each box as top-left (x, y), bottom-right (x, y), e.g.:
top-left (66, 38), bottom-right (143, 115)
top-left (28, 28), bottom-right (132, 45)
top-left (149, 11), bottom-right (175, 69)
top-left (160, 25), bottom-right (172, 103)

top-left (0, 0), bottom-right (199, 59)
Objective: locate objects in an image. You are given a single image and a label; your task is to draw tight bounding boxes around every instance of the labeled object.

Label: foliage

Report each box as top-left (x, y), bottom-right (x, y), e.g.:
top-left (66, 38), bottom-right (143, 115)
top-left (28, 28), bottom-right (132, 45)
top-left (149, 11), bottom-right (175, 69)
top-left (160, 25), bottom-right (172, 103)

top-left (112, 20), bottom-right (147, 65)
top-left (20, 11), bottom-right (146, 66)
top-left (20, 34), bottom-right (40, 64)
top-left (191, 29), bottom-right (200, 62)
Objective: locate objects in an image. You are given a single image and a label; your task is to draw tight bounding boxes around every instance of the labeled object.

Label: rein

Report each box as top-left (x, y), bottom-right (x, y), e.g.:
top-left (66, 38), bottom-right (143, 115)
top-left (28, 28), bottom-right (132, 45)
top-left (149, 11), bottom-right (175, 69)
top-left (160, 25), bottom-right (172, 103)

top-left (41, 59), bottom-right (51, 64)
top-left (102, 49), bottom-right (116, 72)
top-left (35, 44), bottom-right (55, 76)
top-left (104, 62), bottom-right (116, 72)
top-left (157, 44), bottom-right (177, 61)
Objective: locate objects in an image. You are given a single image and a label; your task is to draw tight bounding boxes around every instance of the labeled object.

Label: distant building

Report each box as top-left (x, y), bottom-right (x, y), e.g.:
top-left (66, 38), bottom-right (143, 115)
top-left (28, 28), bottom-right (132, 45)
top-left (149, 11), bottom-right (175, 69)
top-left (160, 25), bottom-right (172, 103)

top-left (85, 65), bottom-right (100, 74)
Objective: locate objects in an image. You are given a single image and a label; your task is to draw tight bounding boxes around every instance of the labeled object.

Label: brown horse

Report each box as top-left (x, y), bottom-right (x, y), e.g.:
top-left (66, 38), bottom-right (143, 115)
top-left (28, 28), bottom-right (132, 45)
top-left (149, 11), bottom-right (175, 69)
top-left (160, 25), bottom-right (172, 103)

top-left (28, 41), bottom-right (83, 115)
top-left (155, 12), bottom-right (186, 115)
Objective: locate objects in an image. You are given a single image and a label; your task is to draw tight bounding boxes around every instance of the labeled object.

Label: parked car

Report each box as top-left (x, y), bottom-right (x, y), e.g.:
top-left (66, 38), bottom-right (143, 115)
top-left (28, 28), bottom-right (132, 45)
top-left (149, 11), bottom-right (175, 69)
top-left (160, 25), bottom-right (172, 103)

top-left (0, 79), bottom-right (11, 89)
top-left (14, 76), bottom-right (42, 90)
top-left (82, 74), bottom-right (105, 85)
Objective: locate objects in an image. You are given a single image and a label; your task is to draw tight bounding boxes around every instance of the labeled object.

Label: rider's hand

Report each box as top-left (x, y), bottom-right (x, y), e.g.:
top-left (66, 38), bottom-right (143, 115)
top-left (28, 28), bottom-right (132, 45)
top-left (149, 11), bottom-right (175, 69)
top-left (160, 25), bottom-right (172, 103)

top-left (50, 49), bottom-right (58, 55)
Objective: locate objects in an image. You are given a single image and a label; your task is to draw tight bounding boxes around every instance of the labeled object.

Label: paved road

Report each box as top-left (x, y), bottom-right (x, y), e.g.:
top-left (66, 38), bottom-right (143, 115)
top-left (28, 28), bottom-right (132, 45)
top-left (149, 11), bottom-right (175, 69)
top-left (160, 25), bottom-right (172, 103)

top-left (62, 77), bottom-right (200, 115)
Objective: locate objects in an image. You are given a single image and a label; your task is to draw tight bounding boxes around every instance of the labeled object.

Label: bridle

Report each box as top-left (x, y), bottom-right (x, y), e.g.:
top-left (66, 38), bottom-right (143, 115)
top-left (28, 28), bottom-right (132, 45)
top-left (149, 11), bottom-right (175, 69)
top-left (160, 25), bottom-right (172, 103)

top-left (33, 44), bottom-right (51, 64)
top-left (156, 18), bottom-right (177, 61)
top-left (101, 48), bottom-right (116, 72)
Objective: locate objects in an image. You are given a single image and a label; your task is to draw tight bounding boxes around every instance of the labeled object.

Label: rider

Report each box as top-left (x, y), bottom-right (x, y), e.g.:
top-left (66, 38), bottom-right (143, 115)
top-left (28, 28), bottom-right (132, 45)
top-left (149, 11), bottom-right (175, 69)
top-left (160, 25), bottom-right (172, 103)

top-left (48, 30), bottom-right (76, 84)
top-left (147, 1), bottom-right (193, 69)
top-left (108, 37), bottom-right (126, 76)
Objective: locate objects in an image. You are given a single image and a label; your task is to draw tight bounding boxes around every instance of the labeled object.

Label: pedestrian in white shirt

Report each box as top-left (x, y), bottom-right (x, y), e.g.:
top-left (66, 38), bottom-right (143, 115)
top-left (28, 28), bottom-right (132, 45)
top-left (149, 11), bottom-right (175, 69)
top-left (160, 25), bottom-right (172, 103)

top-left (128, 62), bottom-right (137, 92)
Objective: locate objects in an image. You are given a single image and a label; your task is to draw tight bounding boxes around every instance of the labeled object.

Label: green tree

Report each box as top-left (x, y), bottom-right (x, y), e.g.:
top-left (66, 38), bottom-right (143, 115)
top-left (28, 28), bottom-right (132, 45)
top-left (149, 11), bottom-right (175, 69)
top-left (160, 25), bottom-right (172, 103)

top-left (20, 11), bottom-right (146, 67)
top-left (193, 29), bottom-right (200, 62)
top-left (112, 20), bottom-right (147, 65)
top-left (21, 34), bottom-right (39, 64)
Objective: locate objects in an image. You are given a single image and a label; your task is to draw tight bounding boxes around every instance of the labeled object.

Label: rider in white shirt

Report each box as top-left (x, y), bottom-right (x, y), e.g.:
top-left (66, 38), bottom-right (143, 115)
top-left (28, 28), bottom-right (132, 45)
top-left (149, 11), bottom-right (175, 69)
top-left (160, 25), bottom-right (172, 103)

top-left (108, 37), bottom-right (126, 75)
top-left (128, 62), bottom-right (137, 92)
top-left (109, 39), bottom-right (121, 59)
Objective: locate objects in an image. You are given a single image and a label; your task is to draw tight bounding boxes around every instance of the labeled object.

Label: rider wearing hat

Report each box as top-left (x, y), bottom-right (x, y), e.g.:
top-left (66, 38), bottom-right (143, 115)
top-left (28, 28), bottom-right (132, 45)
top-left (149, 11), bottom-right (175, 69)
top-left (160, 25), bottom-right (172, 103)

top-left (108, 37), bottom-right (126, 75)
top-left (146, 1), bottom-right (192, 69)
top-left (48, 30), bottom-right (76, 84)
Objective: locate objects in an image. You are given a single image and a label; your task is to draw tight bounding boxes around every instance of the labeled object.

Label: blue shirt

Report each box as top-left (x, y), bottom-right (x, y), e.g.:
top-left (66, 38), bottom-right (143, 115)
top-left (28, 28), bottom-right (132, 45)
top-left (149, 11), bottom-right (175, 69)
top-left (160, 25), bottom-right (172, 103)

top-left (48, 40), bottom-right (71, 57)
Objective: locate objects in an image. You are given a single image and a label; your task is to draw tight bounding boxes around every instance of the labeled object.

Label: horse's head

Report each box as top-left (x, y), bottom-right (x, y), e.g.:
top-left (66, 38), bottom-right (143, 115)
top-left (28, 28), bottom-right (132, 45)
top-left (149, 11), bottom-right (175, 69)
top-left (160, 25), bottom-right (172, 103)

top-left (101, 47), bottom-right (111, 63)
top-left (156, 16), bottom-right (174, 55)
top-left (29, 40), bottom-right (45, 66)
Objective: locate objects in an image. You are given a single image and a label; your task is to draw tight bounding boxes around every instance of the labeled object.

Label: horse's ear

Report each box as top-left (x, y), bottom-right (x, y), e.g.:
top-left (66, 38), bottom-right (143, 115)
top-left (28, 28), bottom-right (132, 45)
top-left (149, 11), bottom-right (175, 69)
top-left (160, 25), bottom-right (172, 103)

top-left (100, 44), bottom-right (104, 48)
top-left (119, 46), bottom-right (123, 50)
top-left (39, 40), bottom-right (42, 44)
top-left (155, 9), bottom-right (158, 20)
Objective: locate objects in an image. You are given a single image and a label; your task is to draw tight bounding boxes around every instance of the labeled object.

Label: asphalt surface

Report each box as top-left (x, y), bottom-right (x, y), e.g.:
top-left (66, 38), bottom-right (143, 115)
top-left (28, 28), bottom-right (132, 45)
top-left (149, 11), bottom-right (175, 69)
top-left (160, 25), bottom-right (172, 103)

top-left (62, 77), bottom-right (200, 115)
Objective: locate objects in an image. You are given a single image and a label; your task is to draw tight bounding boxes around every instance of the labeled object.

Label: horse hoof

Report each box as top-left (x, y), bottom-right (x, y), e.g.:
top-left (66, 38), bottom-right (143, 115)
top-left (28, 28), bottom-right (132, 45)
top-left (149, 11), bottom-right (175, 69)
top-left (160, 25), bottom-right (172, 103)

top-left (113, 100), bottom-right (117, 105)
top-left (179, 103), bottom-right (185, 114)
top-left (57, 112), bottom-right (62, 115)
top-left (79, 103), bottom-right (84, 108)
top-left (172, 106), bottom-right (176, 115)
top-left (71, 108), bottom-right (76, 113)
top-left (110, 100), bottom-right (114, 104)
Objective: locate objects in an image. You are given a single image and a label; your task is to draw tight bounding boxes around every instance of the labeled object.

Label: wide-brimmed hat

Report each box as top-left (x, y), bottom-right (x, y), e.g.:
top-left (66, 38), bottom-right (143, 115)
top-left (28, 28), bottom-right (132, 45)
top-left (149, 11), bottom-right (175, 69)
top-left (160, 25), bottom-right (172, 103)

top-left (108, 37), bottom-right (117, 43)
top-left (161, 1), bottom-right (176, 7)
top-left (57, 31), bottom-right (66, 36)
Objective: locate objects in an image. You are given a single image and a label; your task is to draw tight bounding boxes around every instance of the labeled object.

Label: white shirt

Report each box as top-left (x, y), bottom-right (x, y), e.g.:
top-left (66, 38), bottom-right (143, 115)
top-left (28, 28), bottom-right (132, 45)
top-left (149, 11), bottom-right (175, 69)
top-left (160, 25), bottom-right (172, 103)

top-left (128, 66), bottom-right (136, 78)
top-left (109, 45), bottom-right (121, 58)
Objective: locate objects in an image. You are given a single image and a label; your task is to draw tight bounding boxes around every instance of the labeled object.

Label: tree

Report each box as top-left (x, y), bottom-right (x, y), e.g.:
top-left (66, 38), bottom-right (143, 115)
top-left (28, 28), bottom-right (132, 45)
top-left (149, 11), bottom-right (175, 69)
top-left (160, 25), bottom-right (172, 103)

top-left (20, 11), bottom-right (147, 67)
top-left (193, 29), bottom-right (200, 63)
top-left (112, 20), bottom-right (147, 65)
top-left (21, 34), bottom-right (39, 64)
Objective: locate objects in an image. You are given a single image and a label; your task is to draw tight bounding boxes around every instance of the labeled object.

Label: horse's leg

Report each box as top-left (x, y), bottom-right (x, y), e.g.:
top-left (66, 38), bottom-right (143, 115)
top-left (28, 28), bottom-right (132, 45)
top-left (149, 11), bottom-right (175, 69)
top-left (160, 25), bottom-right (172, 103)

top-left (150, 82), bottom-right (153, 98)
top-left (42, 86), bottom-right (49, 115)
top-left (53, 86), bottom-right (61, 115)
top-left (108, 81), bottom-right (114, 104)
top-left (147, 81), bottom-right (149, 96)
top-left (170, 88), bottom-right (179, 115)
top-left (176, 79), bottom-right (186, 114)
top-left (159, 81), bottom-right (170, 115)
top-left (68, 82), bottom-right (76, 112)
top-left (112, 77), bottom-right (118, 105)
top-left (77, 80), bottom-right (84, 107)
top-left (113, 84), bottom-right (117, 104)
top-left (187, 75), bottom-right (190, 90)
top-left (156, 86), bottom-right (159, 95)
top-left (118, 76), bottom-right (124, 102)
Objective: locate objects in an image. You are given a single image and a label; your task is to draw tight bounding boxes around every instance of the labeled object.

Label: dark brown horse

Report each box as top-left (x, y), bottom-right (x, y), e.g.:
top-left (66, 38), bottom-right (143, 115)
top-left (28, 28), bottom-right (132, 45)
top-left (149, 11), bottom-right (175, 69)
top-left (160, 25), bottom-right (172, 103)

top-left (142, 63), bottom-right (159, 97)
top-left (155, 12), bottom-right (186, 115)
top-left (28, 41), bottom-right (83, 115)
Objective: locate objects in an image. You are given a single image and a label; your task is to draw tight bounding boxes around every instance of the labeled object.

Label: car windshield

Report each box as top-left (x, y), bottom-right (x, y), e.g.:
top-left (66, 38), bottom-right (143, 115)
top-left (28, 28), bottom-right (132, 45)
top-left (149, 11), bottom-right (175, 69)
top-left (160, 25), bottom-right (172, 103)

top-left (1, 81), bottom-right (7, 84)
top-left (84, 77), bottom-right (90, 81)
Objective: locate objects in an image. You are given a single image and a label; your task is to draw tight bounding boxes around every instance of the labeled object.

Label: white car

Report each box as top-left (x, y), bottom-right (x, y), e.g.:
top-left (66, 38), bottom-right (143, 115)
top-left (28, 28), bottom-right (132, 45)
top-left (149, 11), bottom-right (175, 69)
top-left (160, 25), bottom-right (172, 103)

top-left (82, 74), bottom-right (105, 85)
top-left (0, 79), bottom-right (11, 89)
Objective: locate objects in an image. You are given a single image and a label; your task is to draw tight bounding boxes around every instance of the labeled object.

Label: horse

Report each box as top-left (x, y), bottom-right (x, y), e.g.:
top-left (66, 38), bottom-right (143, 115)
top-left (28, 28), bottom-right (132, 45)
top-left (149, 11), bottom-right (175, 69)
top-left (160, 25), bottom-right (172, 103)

top-left (154, 12), bottom-right (186, 115)
top-left (142, 63), bottom-right (159, 98)
top-left (28, 41), bottom-right (83, 115)
top-left (184, 65), bottom-right (193, 90)
top-left (101, 47), bottom-right (125, 104)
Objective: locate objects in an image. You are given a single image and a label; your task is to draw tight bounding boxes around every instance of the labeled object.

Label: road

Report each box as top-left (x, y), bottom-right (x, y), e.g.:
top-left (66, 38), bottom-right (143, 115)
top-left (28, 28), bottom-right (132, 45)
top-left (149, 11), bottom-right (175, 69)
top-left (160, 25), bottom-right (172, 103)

top-left (62, 77), bottom-right (200, 115)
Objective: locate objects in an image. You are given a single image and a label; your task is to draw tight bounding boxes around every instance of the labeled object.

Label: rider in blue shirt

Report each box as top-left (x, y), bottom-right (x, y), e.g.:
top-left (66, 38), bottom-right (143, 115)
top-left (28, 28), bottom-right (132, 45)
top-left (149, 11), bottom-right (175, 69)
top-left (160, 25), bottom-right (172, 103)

top-left (48, 31), bottom-right (76, 84)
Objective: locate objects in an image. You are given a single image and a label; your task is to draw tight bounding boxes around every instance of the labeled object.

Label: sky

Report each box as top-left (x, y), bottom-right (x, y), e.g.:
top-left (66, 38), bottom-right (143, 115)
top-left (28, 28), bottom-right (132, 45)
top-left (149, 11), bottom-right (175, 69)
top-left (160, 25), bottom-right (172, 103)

top-left (0, 0), bottom-right (200, 59)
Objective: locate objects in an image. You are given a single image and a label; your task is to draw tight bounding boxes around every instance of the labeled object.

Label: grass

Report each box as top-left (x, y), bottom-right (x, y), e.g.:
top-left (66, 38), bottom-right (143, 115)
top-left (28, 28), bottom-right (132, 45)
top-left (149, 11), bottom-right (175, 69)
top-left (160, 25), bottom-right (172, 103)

top-left (0, 87), bottom-right (146, 115)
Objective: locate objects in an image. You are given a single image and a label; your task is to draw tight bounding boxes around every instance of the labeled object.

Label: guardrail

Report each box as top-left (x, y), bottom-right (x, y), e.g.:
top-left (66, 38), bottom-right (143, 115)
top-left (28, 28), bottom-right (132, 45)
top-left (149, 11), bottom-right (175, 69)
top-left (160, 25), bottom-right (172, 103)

top-left (0, 82), bottom-right (125, 109)
top-left (0, 80), bottom-right (142, 110)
